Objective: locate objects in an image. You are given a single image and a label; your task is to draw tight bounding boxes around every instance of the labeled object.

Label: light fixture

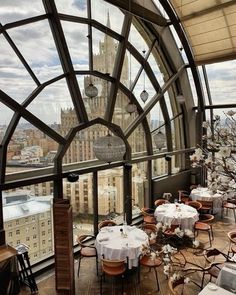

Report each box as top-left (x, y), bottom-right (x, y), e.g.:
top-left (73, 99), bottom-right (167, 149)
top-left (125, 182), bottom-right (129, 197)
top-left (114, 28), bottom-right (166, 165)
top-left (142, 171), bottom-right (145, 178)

top-left (85, 82), bottom-right (98, 98)
top-left (125, 49), bottom-right (137, 115)
top-left (154, 130), bottom-right (166, 150)
top-left (140, 50), bottom-right (149, 103)
top-left (67, 173), bottom-right (79, 182)
top-left (93, 133), bottom-right (126, 164)
top-left (165, 155), bottom-right (172, 162)
top-left (140, 90), bottom-right (149, 103)
top-left (125, 102), bottom-right (137, 115)
top-left (85, 24), bottom-right (98, 98)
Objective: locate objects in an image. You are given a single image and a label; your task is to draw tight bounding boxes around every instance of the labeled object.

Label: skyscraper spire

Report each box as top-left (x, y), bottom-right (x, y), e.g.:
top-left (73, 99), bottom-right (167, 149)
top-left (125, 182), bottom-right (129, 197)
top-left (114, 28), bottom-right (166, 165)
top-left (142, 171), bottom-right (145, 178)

top-left (106, 11), bottom-right (111, 29)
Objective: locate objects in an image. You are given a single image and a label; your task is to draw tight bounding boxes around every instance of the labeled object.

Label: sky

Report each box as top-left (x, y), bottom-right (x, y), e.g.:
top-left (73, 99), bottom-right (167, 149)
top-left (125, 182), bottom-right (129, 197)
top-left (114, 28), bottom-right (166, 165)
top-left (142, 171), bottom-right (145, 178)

top-left (0, 0), bottom-right (236, 126)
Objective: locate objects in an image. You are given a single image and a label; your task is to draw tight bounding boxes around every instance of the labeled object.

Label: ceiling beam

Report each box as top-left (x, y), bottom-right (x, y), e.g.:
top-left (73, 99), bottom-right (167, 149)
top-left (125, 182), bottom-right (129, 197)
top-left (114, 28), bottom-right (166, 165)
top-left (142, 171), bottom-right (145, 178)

top-left (103, 0), bottom-right (167, 26)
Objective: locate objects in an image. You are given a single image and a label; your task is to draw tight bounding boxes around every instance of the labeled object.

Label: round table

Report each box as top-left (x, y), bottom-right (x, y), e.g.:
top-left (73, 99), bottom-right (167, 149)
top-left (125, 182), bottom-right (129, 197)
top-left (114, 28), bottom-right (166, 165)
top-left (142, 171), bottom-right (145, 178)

top-left (190, 187), bottom-right (226, 215)
top-left (95, 225), bottom-right (148, 268)
top-left (154, 203), bottom-right (199, 231)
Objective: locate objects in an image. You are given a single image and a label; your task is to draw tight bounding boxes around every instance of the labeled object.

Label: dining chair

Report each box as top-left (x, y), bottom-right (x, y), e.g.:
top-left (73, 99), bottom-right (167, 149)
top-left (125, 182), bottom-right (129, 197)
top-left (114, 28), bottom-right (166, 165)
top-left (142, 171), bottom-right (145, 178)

top-left (169, 275), bottom-right (199, 295)
top-left (187, 201), bottom-right (202, 211)
top-left (154, 198), bottom-right (169, 207)
top-left (197, 200), bottom-right (213, 215)
top-left (141, 223), bottom-right (158, 246)
top-left (100, 258), bottom-right (127, 294)
top-left (98, 220), bottom-right (117, 231)
top-left (200, 248), bottom-right (229, 288)
top-left (194, 214), bottom-right (214, 248)
top-left (222, 200), bottom-right (236, 222)
top-left (227, 230), bottom-right (236, 257)
top-left (178, 190), bottom-right (191, 204)
top-left (141, 207), bottom-right (156, 224)
top-left (77, 234), bottom-right (98, 277)
top-left (138, 253), bottom-right (162, 292)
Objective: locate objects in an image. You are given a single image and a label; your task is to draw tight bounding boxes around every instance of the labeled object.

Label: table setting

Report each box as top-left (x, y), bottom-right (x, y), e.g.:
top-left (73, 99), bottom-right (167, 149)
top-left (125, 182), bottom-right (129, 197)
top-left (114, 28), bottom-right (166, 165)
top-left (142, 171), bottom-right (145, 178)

top-left (190, 187), bottom-right (227, 215)
top-left (95, 225), bottom-right (149, 268)
top-left (154, 203), bottom-right (199, 231)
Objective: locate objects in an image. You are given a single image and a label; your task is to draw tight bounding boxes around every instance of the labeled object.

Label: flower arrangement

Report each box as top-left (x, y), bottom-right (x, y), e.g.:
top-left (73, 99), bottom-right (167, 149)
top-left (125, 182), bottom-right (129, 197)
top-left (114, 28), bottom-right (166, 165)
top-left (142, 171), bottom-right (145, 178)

top-left (190, 111), bottom-right (236, 194)
top-left (155, 222), bottom-right (200, 250)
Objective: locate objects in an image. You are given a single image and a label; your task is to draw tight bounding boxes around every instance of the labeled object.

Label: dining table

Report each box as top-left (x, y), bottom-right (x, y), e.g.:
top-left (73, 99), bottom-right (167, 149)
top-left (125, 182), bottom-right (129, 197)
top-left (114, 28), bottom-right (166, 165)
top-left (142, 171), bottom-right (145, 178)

top-left (154, 203), bottom-right (199, 231)
top-left (190, 187), bottom-right (226, 215)
top-left (198, 282), bottom-right (235, 295)
top-left (215, 263), bottom-right (236, 293)
top-left (95, 225), bottom-right (149, 269)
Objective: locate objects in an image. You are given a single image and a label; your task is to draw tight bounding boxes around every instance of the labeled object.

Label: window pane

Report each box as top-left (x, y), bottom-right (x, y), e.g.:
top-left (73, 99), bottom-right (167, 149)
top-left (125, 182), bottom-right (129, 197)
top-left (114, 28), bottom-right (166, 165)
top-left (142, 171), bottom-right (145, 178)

top-left (3, 184), bottom-right (54, 264)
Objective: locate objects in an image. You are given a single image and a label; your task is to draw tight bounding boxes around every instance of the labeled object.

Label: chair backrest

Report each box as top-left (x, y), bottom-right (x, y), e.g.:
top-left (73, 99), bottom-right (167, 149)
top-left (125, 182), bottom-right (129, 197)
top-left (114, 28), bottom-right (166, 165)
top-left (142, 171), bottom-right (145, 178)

top-left (227, 231), bottom-right (236, 243)
top-left (197, 200), bottom-right (213, 209)
top-left (101, 258), bottom-right (126, 275)
top-left (142, 223), bottom-right (157, 233)
top-left (154, 198), bottom-right (169, 207)
top-left (187, 201), bottom-right (202, 210)
top-left (98, 220), bottom-right (117, 230)
top-left (168, 277), bottom-right (185, 295)
top-left (199, 214), bottom-right (214, 223)
top-left (204, 248), bottom-right (229, 263)
top-left (141, 207), bottom-right (155, 216)
top-left (178, 190), bottom-right (192, 204)
top-left (77, 234), bottom-right (95, 248)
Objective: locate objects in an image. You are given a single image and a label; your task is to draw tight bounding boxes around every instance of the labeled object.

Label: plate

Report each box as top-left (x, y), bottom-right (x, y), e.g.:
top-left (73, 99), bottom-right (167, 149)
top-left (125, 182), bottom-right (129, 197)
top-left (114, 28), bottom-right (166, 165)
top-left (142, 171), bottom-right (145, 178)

top-left (207, 283), bottom-right (218, 291)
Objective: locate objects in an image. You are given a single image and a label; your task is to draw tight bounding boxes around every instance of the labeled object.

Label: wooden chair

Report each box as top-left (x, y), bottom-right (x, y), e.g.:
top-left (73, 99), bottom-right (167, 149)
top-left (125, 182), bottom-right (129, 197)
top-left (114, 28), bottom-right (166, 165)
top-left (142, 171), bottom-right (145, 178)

top-left (227, 230), bottom-right (236, 257)
top-left (100, 258), bottom-right (127, 294)
top-left (142, 223), bottom-right (158, 246)
top-left (194, 214), bottom-right (214, 247)
top-left (98, 220), bottom-right (117, 231)
top-left (138, 254), bottom-right (162, 292)
top-left (178, 190), bottom-right (191, 204)
top-left (222, 200), bottom-right (236, 222)
top-left (77, 234), bottom-right (98, 277)
top-left (154, 198), bottom-right (169, 207)
top-left (201, 248), bottom-right (230, 288)
top-left (141, 207), bottom-right (156, 224)
top-left (197, 200), bottom-right (213, 215)
top-left (187, 201), bottom-right (202, 211)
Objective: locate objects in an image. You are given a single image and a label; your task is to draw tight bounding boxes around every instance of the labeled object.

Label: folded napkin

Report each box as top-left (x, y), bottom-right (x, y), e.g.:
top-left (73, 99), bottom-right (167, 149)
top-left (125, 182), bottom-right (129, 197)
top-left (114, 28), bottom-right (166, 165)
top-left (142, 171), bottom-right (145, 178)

top-left (98, 237), bottom-right (109, 243)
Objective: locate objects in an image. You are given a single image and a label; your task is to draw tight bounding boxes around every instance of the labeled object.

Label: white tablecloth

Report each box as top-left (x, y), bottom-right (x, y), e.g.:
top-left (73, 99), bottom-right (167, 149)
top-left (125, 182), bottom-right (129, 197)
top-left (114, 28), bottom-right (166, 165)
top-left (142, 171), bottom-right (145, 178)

top-left (199, 283), bottom-right (235, 295)
top-left (190, 187), bottom-right (226, 215)
top-left (216, 263), bottom-right (236, 293)
top-left (95, 225), bottom-right (148, 268)
top-left (154, 203), bottom-right (199, 231)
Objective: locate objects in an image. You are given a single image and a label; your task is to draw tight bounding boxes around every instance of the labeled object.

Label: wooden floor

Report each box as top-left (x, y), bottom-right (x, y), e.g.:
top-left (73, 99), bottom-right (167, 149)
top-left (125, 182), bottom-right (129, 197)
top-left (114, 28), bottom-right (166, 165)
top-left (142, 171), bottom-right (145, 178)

top-left (19, 214), bottom-right (236, 295)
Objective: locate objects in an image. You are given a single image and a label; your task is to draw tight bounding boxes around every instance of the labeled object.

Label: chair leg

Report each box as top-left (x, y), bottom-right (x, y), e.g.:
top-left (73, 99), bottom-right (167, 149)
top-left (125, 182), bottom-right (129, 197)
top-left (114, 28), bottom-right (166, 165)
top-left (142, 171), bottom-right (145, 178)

top-left (208, 231), bottom-right (212, 247)
top-left (154, 267), bottom-right (160, 291)
top-left (121, 274), bottom-right (124, 294)
top-left (210, 225), bottom-right (214, 240)
top-left (100, 273), bottom-right (103, 295)
top-left (201, 272), bottom-right (205, 289)
top-left (233, 209), bottom-right (236, 223)
top-left (77, 255), bottom-right (82, 277)
top-left (96, 256), bottom-right (99, 276)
